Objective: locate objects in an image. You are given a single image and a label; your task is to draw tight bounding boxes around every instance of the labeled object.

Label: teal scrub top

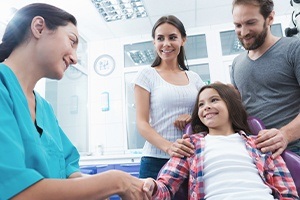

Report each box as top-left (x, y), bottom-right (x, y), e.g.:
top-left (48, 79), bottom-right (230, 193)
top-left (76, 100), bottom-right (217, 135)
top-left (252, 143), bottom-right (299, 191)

top-left (0, 64), bottom-right (80, 199)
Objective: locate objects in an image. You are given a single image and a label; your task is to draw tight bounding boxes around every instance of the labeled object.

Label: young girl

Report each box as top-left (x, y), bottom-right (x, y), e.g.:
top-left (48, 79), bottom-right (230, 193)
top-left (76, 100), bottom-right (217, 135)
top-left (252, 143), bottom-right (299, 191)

top-left (143, 83), bottom-right (298, 200)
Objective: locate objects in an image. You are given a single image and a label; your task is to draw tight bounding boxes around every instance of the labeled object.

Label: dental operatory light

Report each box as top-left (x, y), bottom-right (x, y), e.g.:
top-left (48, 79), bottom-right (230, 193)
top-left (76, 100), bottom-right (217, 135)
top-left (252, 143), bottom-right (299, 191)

top-left (91, 0), bottom-right (148, 22)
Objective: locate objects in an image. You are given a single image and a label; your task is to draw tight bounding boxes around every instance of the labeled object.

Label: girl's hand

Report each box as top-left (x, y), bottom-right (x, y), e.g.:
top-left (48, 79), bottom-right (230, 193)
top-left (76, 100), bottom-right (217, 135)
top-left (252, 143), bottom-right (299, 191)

top-left (142, 178), bottom-right (157, 199)
top-left (117, 171), bottom-right (151, 200)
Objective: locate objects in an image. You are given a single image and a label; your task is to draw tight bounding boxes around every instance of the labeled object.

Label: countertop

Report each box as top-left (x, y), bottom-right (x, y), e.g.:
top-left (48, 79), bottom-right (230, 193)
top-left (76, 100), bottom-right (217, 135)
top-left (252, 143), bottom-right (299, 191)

top-left (79, 153), bottom-right (142, 165)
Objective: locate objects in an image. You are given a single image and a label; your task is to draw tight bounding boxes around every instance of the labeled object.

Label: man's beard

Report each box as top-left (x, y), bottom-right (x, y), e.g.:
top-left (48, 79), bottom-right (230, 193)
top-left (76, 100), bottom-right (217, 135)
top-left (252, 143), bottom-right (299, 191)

top-left (239, 22), bottom-right (268, 50)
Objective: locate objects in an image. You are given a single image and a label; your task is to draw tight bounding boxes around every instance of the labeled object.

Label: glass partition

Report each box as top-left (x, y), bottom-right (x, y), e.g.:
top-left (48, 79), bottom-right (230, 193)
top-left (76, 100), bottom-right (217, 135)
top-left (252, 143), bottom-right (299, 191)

top-left (190, 63), bottom-right (210, 84)
top-left (124, 71), bottom-right (145, 150)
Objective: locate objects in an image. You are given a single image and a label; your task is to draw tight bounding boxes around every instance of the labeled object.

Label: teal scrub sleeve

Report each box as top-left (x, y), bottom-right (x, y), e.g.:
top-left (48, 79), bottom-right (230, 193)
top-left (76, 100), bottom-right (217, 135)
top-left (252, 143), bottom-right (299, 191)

top-left (59, 126), bottom-right (81, 177)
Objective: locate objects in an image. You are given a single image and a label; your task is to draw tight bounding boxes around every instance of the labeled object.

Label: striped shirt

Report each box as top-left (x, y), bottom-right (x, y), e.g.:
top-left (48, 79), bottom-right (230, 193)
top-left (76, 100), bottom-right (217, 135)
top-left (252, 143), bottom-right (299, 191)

top-left (153, 131), bottom-right (298, 200)
top-left (133, 67), bottom-right (204, 158)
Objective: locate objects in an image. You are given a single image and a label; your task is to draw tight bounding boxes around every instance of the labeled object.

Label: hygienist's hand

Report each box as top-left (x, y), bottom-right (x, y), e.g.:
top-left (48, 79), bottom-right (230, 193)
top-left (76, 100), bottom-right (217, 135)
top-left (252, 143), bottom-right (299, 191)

top-left (117, 171), bottom-right (151, 200)
top-left (167, 137), bottom-right (194, 158)
top-left (255, 128), bottom-right (288, 159)
top-left (142, 178), bottom-right (157, 198)
top-left (174, 114), bottom-right (191, 130)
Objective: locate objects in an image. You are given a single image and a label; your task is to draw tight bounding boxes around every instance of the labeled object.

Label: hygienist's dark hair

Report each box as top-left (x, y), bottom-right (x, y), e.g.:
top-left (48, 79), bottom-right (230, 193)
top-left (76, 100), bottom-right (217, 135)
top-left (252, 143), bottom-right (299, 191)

top-left (0, 3), bottom-right (77, 62)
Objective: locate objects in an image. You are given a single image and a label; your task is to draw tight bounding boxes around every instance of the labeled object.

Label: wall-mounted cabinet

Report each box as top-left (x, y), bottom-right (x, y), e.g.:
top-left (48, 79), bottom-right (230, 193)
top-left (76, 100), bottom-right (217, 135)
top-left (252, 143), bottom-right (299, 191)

top-left (190, 63), bottom-right (210, 84)
top-left (124, 41), bottom-right (154, 67)
top-left (219, 23), bottom-right (283, 56)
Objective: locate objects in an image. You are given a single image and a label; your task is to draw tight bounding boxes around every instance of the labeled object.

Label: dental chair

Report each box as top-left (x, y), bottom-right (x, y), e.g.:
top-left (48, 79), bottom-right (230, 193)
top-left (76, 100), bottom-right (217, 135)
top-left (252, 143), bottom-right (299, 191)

top-left (172, 116), bottom-right (300, 199)
top-left (247, 116), bottom-right (300, 195)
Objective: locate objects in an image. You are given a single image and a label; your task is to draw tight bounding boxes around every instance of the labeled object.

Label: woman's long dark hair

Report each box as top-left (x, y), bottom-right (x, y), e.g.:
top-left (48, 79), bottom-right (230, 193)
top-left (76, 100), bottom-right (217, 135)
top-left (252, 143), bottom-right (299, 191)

top-left (0, 3), bottom-right (77, 62)
top-left (151, 15), bottom-right (188, 70)
top-left (191, 83), bottom-right (252, 134)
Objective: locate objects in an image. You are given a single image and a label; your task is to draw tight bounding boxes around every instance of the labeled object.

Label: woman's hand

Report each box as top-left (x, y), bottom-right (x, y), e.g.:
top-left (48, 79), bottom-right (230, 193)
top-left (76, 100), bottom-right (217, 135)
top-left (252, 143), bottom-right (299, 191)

top-left (166, 137), bottom-right (194, 158)
top-left (174, 114), bottom-right (191, 130)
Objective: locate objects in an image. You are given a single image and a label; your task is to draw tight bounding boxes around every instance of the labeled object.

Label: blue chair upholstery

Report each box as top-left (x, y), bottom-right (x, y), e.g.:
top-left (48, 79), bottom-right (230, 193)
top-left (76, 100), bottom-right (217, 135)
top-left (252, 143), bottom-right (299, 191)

top-left (172, 116), bottom-right (300, 198)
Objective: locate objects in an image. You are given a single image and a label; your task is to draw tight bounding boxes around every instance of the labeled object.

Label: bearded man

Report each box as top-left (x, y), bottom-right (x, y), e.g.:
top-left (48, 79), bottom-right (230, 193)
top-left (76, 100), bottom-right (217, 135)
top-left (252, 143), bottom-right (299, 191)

top-left (230, 0), bottom-right (300, 158)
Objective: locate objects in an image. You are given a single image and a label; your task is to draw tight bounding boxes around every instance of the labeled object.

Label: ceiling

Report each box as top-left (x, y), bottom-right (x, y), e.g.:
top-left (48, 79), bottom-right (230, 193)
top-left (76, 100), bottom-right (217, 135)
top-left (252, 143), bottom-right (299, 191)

top-left (1, 0), bottom-right (294, 42)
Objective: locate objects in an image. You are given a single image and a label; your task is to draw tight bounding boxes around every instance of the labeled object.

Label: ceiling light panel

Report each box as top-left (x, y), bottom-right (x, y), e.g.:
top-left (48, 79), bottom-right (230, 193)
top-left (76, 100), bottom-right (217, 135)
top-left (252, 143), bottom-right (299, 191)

top-left (91, 0), bottom-right (148, 22)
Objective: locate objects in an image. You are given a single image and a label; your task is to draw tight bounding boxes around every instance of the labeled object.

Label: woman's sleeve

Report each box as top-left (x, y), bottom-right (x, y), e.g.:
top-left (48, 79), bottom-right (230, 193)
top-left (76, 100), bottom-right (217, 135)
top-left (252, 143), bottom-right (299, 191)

top-left (189, 70), bottom-right (205, 89)
top-left (131, 67), bottom-right (151, 92)
top-left (58, 126), bottom-right (80, 177)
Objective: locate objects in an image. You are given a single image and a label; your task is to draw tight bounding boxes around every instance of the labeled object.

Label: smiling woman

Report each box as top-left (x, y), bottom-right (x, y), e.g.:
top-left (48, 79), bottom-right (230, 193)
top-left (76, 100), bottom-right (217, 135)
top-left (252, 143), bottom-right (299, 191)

top-left (0, 3), bottom-right (148, 200)
top-left (132, 15), bottom-right (205, 185)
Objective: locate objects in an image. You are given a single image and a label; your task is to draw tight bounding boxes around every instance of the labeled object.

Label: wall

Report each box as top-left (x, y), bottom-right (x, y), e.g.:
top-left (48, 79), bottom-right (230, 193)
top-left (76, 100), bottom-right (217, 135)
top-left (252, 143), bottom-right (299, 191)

top-left (88, 35), bottom-right (149, 155)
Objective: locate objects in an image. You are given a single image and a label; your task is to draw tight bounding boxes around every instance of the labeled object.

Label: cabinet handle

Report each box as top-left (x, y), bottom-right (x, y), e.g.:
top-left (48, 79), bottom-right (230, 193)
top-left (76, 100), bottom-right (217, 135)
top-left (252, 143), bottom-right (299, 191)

top-left (96, 165), bottom-right (109, 168)
top-left (119, 164), bottom-right (139, 167)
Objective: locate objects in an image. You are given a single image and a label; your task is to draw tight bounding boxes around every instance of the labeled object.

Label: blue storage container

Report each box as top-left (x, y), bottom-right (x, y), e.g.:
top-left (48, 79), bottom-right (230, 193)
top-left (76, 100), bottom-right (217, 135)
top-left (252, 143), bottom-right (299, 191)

top-left (96, 164), bottom-right (115, 173)
top-left (79, 163), bottom-right (140, 200)
top-left (80, 165), bottom-right (97, 175)
top-left (114, 163), bottom-right (140, 178)
top-left (109, 194), bottom-right (120, 200)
